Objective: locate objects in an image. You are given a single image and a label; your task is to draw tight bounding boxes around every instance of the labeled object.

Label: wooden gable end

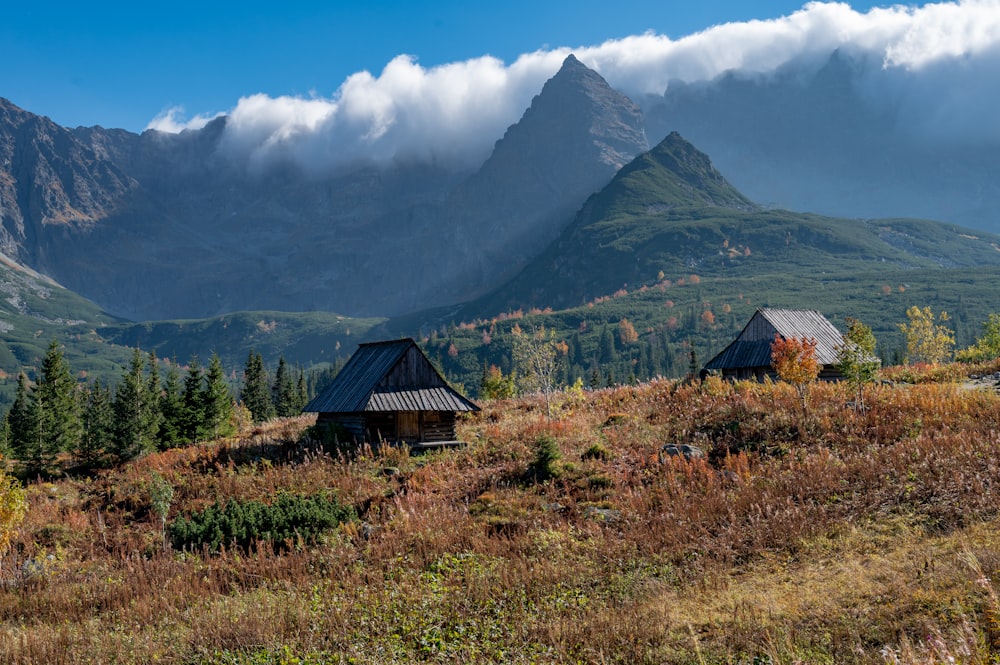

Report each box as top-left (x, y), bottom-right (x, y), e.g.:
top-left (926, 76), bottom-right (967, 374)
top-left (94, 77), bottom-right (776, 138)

top-left (738, 311), bottom-right (780, 343)
top-left (378, 344), bottom-right (447, 390)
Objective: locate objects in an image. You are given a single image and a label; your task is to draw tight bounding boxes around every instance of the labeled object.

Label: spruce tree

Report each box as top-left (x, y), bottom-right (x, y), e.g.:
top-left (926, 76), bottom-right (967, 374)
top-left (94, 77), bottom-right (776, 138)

top-left (146, 351), bottom-right (164, 433)
top-left (240, 350), bottom-right (274, 423)
top-left (599, 325), bottom-right (617, 364)
top-left (182, 357), bottom-right (206, 442)
top-left (203, 352), bottom-right (235, 439)
top-left (589, 367), bottom-right (601, 389)
top-left (111, 348), bottom-right (159, 462)
top-left (272, 356), bottom-right (297, 417)
top-left (295, 370), bottom-right (309, 412)
top-left (158, 362), bottom-right (186, 449)
top-left (32, 340), bottom-right (82, 475)
top-left (18, 396), bottom-right (44, 477)
top-left (7, 373), bottom-right (36, 463)
top-left (78, 379), bottom-right (113, 468)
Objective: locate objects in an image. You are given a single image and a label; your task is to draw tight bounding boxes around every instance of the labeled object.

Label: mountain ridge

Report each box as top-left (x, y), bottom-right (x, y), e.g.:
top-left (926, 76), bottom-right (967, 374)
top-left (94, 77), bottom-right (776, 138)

top-left (0, 56), bottom-right (647, 321)
top-left (451, 130), bottom-right (1000, 318)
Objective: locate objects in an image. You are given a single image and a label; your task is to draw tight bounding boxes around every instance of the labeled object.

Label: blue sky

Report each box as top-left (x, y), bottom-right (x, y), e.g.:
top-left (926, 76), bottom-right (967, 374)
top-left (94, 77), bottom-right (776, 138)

top-left (1, 0), bottom-right (883, 132)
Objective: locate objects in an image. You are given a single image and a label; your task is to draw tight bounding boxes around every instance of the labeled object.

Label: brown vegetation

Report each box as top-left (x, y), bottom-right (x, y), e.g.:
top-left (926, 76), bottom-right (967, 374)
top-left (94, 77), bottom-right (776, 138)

top-left (5, 368), bottom-right (1000, 663)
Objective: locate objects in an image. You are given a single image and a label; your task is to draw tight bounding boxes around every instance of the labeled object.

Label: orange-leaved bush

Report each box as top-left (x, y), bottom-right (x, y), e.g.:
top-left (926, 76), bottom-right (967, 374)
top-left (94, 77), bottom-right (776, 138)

top-left (770, 334), bottom-right (820, 387)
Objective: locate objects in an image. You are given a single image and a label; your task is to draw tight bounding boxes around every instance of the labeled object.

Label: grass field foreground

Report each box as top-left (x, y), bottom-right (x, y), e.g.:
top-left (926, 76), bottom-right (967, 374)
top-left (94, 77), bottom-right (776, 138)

top-left (4, 367), bottom-right (1000, 663)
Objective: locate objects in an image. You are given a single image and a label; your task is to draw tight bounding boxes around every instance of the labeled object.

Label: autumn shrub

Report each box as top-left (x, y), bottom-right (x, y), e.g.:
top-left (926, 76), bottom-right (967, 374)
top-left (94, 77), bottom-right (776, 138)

top-left (526, 433), bottom-right (561, 481)
top-left (582, 442), bottom-right (610, 461)
top-left (169, 492), bottom-right (355, 552)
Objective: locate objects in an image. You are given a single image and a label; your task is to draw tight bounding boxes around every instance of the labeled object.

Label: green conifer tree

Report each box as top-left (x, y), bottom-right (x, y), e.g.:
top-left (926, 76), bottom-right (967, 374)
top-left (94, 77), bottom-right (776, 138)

top-left (181, 357), bottom-right (206, 442)
top-left (203, 352), bottom-right (235, 439)
top-left (7, 373), bottom-right (36, 464)
top-left (158, 362), bottom-right (186, 450)
top-left (34, 340), bottom-right (81, 475)
top-left (112, 348), bottom-right (159, 462)
top-left (240, 350), bottom-right (274, 423)
top-left (272, 356), bottom-right (298, 417)
top-left (78, 379), bottom-right (113, 468)
top-left (146, 350), bottom-right (163, 419)
top-left (599, 325), bottom-right (617, 364)
top-left (0, 415), bottom-right (10, 462)
top-left (295, 370), bottom-right (309, 412)
top-left (18, 397), bottom-right (43, 477)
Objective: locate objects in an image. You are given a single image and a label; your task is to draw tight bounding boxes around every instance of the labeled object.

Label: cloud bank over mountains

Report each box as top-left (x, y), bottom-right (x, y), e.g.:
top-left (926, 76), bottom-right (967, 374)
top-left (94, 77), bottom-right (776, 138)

top-left (147, 0), bottom-right (1000, 171)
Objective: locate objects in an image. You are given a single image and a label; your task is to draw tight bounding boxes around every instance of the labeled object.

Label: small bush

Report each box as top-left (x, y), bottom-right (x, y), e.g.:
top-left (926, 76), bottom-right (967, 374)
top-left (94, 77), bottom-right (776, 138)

top-left (582, 443), bottom-right (610, 461)
top-left (527, 434), bottom-right (561, 481)
top-left (169, 492), bottom-right (355, 552)
top-left (602, 413), bottom-right (630, 428)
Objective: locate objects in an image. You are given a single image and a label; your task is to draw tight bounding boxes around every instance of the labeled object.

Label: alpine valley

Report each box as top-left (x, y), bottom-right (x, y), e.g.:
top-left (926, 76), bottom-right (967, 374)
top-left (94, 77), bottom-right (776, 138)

top-left (2, 54), bottom-right (1000, 401)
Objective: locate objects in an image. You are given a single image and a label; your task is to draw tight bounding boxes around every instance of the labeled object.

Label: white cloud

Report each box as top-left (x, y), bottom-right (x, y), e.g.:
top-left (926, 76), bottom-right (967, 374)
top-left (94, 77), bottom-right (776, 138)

top-left (217, 53), bottom-right (562, 171)
top-left (154, 0), bottom-right (1000, 169)
top-left (145, 106), bottom-right (222, 133)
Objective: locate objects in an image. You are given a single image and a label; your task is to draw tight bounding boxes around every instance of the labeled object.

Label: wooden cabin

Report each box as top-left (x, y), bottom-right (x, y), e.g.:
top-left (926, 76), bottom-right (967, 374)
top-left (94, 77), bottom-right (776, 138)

top-left (303, 338), bottom-right (479, 448)
top-left (704, 308), bottom-right (847, 381)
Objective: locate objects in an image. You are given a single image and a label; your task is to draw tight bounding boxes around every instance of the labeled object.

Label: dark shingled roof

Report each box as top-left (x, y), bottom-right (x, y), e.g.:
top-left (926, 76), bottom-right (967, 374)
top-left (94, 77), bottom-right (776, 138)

top-left (705, 308), bottom-right (845, 370)
top-left (304, 339), bottom-right (479, 414)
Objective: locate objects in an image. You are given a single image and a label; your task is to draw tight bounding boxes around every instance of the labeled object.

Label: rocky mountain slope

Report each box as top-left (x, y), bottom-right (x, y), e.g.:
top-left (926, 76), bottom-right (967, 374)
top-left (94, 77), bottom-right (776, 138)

top-left (439, 54), bottom-right (647, 294)
top-left (0, 55), bottom-right (648, 321)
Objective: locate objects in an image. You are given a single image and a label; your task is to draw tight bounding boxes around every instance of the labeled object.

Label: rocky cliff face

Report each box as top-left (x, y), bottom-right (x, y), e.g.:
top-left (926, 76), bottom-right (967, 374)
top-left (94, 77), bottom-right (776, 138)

top-left (425, 54), bottom-right (650, 305)
top-left (0, 55), bottom-right (648, 321)
top-left (0, 99), bottom-right (136, 262)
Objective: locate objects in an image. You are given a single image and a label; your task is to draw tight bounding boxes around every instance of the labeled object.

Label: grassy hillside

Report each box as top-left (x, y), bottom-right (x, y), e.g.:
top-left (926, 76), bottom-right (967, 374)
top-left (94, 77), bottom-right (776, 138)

top-left (101, 310), bottom-right (386, 372)
top-left (406, 261), bottom-right (1000, 396)
top-left (0, 252), bottom-right (385, 408)
top-left (5, 368), bottom-right (1000, 663)
top-left (0, 254), bottom-right (133, 400)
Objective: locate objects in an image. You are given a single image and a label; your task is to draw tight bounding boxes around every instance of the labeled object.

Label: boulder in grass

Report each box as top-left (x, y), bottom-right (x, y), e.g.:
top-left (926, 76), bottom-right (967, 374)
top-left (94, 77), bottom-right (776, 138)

top-left (661, 443), bottom-right (705, 461)
top-left (583, 506), bottom-right (621, 523)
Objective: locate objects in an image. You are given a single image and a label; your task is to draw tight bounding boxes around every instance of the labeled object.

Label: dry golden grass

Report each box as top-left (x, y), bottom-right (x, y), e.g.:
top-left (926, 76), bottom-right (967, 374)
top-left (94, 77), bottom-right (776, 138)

top-left (4, 378), bottom-right (1000, 663)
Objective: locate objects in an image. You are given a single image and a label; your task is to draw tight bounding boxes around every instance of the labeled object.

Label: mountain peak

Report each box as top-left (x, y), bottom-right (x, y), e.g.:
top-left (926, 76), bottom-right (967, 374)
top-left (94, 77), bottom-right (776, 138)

top-left (556, 53), bottom-right (586, 72)
top-left (612, 131), bottom-right (757, 212)
top-left (482, 53), bottom-right (647, 179)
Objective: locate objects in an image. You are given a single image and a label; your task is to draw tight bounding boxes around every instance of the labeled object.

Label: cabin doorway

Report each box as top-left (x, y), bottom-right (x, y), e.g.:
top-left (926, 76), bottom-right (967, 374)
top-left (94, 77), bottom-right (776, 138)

top-left (397, 412), bottom-right (420, 442)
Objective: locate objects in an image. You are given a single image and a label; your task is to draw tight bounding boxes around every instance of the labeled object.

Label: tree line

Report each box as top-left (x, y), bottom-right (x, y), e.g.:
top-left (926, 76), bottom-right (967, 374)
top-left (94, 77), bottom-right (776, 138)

top-left (0, 342), bottom-right (318, 476)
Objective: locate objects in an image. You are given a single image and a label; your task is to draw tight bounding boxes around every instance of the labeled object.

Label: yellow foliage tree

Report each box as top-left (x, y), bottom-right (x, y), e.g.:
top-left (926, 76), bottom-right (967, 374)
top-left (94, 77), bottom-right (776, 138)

top-left (898, 306), bottom-right (955, 365)
top-left (618, 318), bottom-right (638, 345)
top-left (771, 334), bottom-right (820, 405)
top-left (0, 467), bottom-right (27, 557)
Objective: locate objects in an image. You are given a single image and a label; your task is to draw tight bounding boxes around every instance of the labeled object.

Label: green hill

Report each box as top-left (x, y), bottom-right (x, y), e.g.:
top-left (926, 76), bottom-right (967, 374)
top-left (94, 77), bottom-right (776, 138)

top-left (470, 132), bottom-right (1000, 315)
top-left (0, 254), bottom-right (385, 408)
top-left (0, 254), bottom-right (132, 398)
top-left (102, 311), bottom-right (386, 374)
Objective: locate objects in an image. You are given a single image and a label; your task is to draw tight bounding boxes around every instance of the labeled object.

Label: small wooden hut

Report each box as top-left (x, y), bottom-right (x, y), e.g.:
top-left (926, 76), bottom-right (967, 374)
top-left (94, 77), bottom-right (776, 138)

top-left (704, 308), bottom-right (846, 381)
top-left (303, 338), bottom-right (479, 447)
